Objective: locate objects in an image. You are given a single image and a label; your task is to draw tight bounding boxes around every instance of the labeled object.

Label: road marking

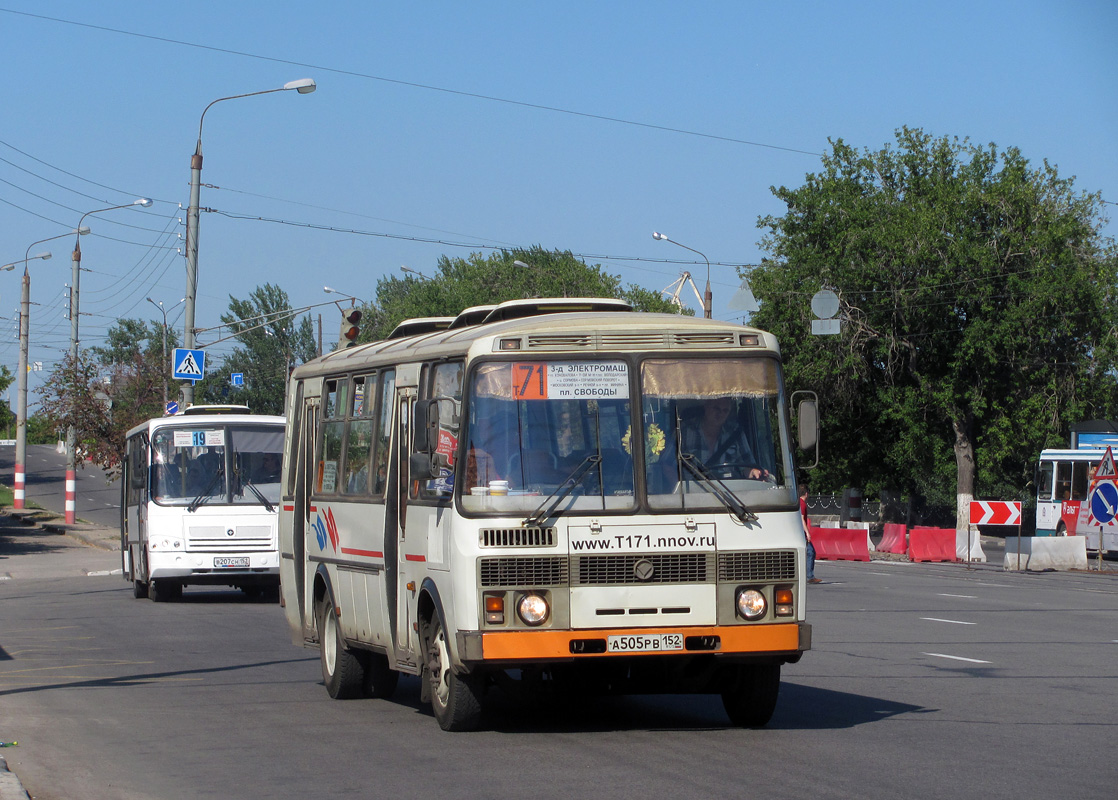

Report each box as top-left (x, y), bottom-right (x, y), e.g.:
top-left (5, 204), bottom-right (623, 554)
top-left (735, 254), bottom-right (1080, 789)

top-left (938, 593), bottom-right (977, 599)
top-left (923, 652), bottom-right (991, 664)
top-left (86, 569), bottom-right (123, 577)
top-left (920, 617), bottom-right (976, 625)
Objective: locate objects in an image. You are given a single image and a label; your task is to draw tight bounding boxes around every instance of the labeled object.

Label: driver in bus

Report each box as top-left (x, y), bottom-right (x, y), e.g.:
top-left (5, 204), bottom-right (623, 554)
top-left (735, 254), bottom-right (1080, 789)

top-left (673, 397), bottom-right (766, 480)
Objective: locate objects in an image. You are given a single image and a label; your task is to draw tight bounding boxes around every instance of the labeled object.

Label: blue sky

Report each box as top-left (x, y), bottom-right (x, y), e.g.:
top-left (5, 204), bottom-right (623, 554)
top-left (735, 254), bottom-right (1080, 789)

top-left (0, 1), bottom-right (1114, 399)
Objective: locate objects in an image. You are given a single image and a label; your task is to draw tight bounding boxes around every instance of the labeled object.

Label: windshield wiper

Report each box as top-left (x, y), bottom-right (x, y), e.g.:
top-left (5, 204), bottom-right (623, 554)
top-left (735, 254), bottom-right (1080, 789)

top-left (237, 470), bottom-right (275, 513)
top-left (523, 454), bottom-right (601, 528)
top-left (188, 467), bottom-right (224, 513)
top-left (679, 453), bottom-right (757, 524)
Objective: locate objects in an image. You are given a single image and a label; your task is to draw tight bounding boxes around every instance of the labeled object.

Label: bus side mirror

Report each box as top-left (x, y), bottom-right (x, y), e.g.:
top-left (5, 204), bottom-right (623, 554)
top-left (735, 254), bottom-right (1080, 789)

top-left (413, 399), bottom-right (440, 453)
top-left (410, 453), bottom-right (437, 481)
top-left (791, 390), bottom-right (820, 469)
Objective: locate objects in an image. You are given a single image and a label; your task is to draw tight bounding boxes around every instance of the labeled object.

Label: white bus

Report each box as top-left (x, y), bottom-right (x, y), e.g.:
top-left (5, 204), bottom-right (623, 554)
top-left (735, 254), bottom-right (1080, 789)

top-left (121, 406), bottom-right (286, 601)
top-left (1036, 447), bottom-right (1118, 551)
top-left (279, 298), bottom-right (817, 730)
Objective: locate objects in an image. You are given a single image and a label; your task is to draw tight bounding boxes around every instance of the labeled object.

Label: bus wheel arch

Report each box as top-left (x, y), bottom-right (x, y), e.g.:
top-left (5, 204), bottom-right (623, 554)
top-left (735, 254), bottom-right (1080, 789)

top-left (418, 585), bottom-right (483, 732)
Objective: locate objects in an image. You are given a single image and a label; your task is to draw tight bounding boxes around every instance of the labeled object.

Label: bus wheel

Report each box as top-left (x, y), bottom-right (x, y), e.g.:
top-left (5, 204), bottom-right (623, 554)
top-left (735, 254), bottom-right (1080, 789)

top-left (424, 615), bottom-right (482, 731)
top-left (149, 580), bottom-right (181, 603)
top-left (362, 652), bottom-right (399, 699)
top-left (132, 580), bottom-right (148, 599)
top-left (318, 598), bottom-right (364, 699)
top-left (721, 664), bottom-right (780, 728)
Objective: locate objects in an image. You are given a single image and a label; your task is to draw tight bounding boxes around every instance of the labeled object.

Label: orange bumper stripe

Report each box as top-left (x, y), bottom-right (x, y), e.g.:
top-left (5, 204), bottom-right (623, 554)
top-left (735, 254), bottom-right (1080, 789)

top-left (481, 623), bottom-right (801, 661)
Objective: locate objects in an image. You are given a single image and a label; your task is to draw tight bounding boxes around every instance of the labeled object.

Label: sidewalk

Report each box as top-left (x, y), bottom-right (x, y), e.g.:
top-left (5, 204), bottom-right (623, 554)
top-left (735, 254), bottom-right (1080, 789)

top-left (1, 508), bottom-right (120, 552)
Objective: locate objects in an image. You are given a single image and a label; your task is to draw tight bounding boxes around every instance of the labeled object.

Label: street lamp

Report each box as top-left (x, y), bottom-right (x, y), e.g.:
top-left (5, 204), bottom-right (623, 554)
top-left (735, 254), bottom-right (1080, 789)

top-left (68, 200), bottom-right (151, 522)
top-left (182, 78), bottom-right (317, 407)
top-left (2, 227), bottom-right (88, 510)
top-left (653, 231), bottom-right (712, 319)
top-left (323, 285), bottom-right (365, 304)
top-left (147, 297), bottom-right (185, 412)
top-left (400, 265), bottom-right (431, 281)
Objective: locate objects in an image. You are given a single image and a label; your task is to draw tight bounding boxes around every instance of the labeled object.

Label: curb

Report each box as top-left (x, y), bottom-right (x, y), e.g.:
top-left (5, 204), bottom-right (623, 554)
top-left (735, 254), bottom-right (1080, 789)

top-left (0, 755), bottom-right (30, 800)
top-left (40, 523), bottom-right (120, 552)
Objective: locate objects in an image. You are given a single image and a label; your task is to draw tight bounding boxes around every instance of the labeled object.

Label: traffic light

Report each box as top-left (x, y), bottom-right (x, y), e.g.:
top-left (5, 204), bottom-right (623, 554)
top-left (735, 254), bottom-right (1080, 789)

top-left (339, 307), bottom-right (361, 348)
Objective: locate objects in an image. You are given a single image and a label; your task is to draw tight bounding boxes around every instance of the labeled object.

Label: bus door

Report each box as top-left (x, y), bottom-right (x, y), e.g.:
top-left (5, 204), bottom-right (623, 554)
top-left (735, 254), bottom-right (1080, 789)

top-left (290, 391), bottom-right (318, 638)
top-left (390, 383), bottom-right (420, 669)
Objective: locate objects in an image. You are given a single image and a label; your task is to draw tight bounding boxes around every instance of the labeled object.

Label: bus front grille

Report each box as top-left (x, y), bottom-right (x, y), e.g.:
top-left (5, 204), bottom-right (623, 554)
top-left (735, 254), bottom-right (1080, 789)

top-left (186, 525), bottom-right (275, 552)
top-left (480, 556), bottom-right (569, 587)
top-left (717, 550), bottom-right (797, 582)
top-left (574, 553), bottom-right (715, 585)
top-left (480, 527), bottom-right (556, 548)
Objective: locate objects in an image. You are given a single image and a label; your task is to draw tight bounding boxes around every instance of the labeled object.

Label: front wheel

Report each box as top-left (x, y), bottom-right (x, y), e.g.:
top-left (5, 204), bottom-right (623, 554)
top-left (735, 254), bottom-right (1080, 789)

top-left (425, 616), bottom-right (483, 731)
top-left (132, 579), bottom-right (148, 599)
top-left (318, 597), bottom-right (364, 699)
top-left (149, 579), bottom-right (182, 603)
top-left (721, 664), bottom-right (780, 728)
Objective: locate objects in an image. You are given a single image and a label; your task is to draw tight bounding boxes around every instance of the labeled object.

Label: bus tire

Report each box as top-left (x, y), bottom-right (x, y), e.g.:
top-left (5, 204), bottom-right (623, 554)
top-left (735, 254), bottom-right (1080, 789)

top-left (425, 615), bottom-right (482, 731)
top-left (132, 579), bottom-right (148, 599)
top-left (318, 598), bottom-right (364, 699)
top-left (721, 663), bottom-right (780, 728)
top-left (361, 652), bottom-right (399, 699)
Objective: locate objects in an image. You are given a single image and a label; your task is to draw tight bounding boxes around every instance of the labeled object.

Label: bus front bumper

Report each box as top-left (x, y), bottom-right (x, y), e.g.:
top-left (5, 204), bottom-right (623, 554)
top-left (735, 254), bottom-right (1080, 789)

top-left (458, 622), bottom-right (810, 664)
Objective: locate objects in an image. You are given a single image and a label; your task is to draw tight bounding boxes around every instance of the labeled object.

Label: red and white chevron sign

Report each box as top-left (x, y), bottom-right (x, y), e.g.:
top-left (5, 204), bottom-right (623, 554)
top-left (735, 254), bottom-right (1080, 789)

top-left (969, 500), bottom-right (1022, 526)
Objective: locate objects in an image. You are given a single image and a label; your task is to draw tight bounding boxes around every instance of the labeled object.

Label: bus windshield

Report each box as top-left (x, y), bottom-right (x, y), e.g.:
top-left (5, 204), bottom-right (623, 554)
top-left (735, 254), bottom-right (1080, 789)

top-left (458, 356), bottom-right (794, 514)
top-left (151, 424), bottom-right (285, 507)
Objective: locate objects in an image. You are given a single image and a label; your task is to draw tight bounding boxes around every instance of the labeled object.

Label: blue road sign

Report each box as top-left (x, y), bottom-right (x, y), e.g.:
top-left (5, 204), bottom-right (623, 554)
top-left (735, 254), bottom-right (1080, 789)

top-left (1089, 481), bottom-right (1118, 524)
top-left (172, 348), bottom-right (206, 381)
top-left (165, 401), bottom-right (179, 416)
top-left (231, 372), bottom-right (244, 387)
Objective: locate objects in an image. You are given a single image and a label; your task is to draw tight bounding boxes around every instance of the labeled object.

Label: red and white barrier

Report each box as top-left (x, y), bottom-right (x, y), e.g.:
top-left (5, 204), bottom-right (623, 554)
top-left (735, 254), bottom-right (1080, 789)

top-left (908, 527), bottom-right (957, 562)
top-left (879, 523), bottom-right (907, 554)
top-left (65, 469), bottom-right (76, 524)
top-left (13, 462), bottom-right (25, 509)
top-left (810, 525), bottom-right (871, 562)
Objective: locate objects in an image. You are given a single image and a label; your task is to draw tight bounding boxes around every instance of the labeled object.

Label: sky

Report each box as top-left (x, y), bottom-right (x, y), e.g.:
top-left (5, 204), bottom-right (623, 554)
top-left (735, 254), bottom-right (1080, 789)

top-left (0, 0), bottom-right (1115, 403)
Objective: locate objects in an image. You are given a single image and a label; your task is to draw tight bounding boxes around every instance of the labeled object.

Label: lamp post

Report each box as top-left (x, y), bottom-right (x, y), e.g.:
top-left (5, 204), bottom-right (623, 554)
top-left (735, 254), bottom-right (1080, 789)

top-left (68, 200), bottom-right (151, 523)
top-left (147, 297), bottom-right (185, 412)
top-left (182, 78), bottom-right (317, 408)
top-left (653, 231), bottom-right (712, 319)
top-left (324, 285), bottom-right (365, 304)
top-left (399, 265), bottom-right (431, 280)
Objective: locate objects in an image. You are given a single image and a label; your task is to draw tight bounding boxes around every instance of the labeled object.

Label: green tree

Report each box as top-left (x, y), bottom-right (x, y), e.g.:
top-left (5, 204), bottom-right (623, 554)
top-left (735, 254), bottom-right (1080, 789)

top-left (750, 127), bottom-right (1117, 526)
top-left (197, 283), bottom-right (317, 415)
top-left (361, 246), bottom-right (684, 342)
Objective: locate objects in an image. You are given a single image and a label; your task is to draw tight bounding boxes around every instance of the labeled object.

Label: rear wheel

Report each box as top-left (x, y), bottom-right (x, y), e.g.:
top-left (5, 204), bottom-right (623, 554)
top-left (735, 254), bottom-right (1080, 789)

top-left (425, 615), bottom-right (482, 731)
top-left (318, 597), bottom-right (364, 699)
top-left (721, 664), bottom-right (781, 728)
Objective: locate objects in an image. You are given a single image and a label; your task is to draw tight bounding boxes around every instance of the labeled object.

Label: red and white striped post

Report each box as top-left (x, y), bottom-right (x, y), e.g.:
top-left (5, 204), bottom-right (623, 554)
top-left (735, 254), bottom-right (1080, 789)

top-left (65, 468), bottom-right (76, 524)
top-left (13, 462), bottom-right (25, 509)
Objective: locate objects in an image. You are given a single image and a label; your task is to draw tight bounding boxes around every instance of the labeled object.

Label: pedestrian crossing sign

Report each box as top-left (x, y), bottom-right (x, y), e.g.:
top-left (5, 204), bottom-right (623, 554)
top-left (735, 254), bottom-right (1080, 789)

top-left (172, 348), bottom-right (206, 381)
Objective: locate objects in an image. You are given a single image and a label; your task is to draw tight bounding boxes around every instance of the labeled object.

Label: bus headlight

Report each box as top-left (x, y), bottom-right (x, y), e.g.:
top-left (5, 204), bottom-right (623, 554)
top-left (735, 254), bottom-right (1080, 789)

top-left (517, 593), bottom-right (549, 626)
top-left (736, 588), bottom-right (767, 620)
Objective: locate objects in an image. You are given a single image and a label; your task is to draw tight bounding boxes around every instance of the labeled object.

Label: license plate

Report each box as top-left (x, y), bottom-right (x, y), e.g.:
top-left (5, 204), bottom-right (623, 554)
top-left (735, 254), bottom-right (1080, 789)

top-left (214, 556), bottom-right (250, 568)
top-left (606, 633), bottom-right (684, 653)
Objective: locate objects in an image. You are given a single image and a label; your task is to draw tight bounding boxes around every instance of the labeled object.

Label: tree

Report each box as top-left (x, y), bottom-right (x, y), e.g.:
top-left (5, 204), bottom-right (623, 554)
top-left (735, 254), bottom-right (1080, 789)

top-left (196, 283), bottom-right (317, 415)
top-left (750, 127), bottom-right (1117, 526)
top-left (360, 246), bottom-right (684, 342)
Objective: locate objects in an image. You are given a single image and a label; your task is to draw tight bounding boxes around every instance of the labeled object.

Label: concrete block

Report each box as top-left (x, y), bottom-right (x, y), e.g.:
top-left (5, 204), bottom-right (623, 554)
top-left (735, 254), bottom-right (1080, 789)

top-left (956, 529), bottom-right (986, 562)
top-left (1003, 536), bottom-right (1087, 571)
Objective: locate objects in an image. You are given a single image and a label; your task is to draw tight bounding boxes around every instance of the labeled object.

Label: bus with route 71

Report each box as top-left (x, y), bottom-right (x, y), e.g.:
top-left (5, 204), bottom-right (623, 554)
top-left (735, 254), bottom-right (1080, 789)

top-left (278, 298), bottom-right (818, 730)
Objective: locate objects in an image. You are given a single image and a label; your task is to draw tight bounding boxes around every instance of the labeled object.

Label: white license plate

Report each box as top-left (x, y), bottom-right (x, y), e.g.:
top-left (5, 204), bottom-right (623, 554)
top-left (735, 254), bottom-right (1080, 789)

top-left (214, 556), bottom-right (250, 568)
top-left (606, 633), bottom-right (684, 653)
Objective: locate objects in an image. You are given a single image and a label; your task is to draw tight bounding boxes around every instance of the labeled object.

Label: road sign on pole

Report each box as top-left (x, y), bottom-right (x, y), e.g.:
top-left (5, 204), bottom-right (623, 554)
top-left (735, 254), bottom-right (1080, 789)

top-left (968, 500), bottom-right (1022, 526)
top-left (172, 348), bottom-right (205, 381)
top-left (1086, 446), bottom-right (1118, 527)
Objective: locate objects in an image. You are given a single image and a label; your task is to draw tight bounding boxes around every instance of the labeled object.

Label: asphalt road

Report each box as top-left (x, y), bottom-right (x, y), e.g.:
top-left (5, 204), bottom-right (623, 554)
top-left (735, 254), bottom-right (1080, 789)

top-left (0, 444), bottom-right (120, 528)
top-left (1, 527), bottom-right (1115, 800)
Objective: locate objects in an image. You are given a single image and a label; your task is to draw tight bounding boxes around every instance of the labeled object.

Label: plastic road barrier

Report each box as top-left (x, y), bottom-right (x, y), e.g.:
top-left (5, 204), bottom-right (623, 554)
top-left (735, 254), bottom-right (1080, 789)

top-left (809, 525), bottom-right (870, 561)
top-left (878, 522), bottom-right (908, 554)
top-left (908, 527), bottom-right (958, 562)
